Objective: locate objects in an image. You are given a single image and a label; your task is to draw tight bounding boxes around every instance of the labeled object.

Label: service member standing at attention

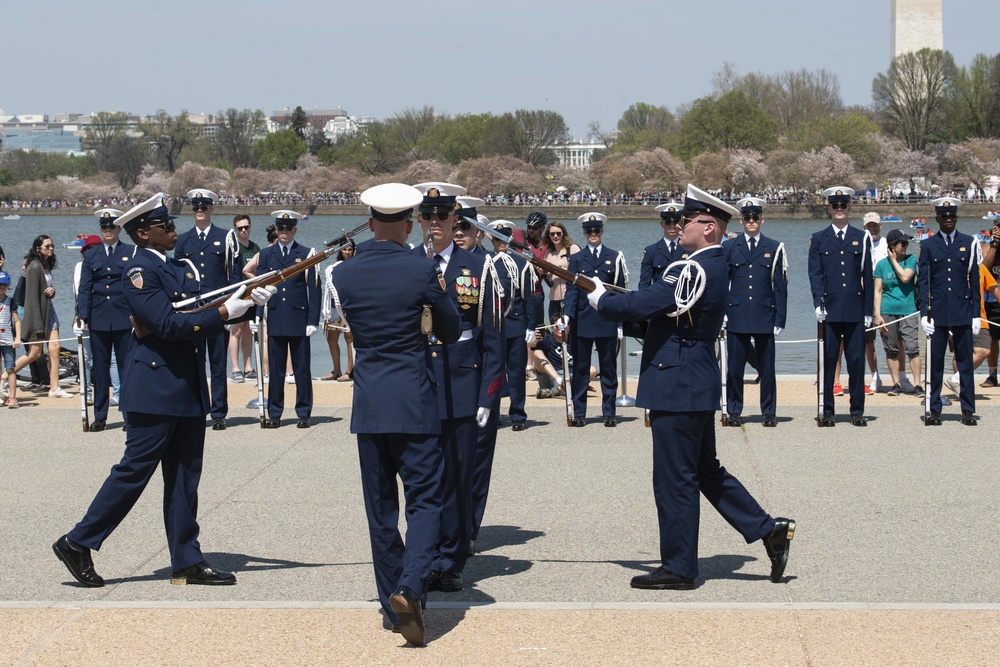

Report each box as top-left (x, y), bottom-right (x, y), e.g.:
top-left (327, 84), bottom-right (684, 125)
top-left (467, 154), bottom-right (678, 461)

top-left (412, 182), bottom-right (504, 593)
top-left (563, 213), bottom-right (628, 427)
top-left (920, 197), bottom-right (981, 426)
top-left (808, 186), bottom-right (874, 427)
top-left (332, 184), bottom-right (460, 646)
top-left (724, 197), bottom-right (787, 427)
top-left (638, 201), bottom-right (687, 290)
top-left (77, 208), bottom-right (137, 432)
top-left (586, 185), bottom-right (795, 589)
top-left (173, 190), bottom-right (235, 431)
top-left (257, 210), bottom-right (321, 429)
top-left (53, 193), bottom-right (274, 588)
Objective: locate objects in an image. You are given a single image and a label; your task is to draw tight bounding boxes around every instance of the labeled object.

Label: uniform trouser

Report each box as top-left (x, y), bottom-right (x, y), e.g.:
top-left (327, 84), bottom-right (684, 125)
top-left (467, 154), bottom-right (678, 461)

top-left (823, 321), bottom-right (866, 416)
top-left (930, 325), bottom-right (975, 414)
top-left (266, 334), bottom-right (312, 420)
top-left (505, 336), bottom-right (528, 423)
top-left (433, 416), bottom-right (477, 575)
top-left (571, 334), bottom-right (618, 419)
top-left (90, 329), bottom-right (131, 422)
top-left (470, 407), bottom-right (500, 542)
top-left (357, 433), bottom-right (443, 624)
top-left (206, 330), bottom-right (229, 419)
top-left (649, 410), bottom-right (774, 580)
top-left (727, 332), bottom-right (776, 417)
top-left (69, 413), bottom-right (206, 571)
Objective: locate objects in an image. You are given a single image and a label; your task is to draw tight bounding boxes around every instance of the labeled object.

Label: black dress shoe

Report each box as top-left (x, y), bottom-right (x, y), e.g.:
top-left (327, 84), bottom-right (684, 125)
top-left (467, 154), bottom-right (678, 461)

top-left (211, 418), bottom-right (227, 431)
top-left (52, 535), bottom-right (104, 587)
top-left (89, 420), bottom-right (106, 432)
top-left (427, 570), bottom-right (441, 591)
top-left (763, 517), bottom-right (795, 583)
top-left (437, 571), bottom-right (464, 592)
top-left (961, 411), bottom-right (978, 426)
top-left (389, 585), bottom-right (425, 646)
top-left (264, 418), bottom-right (280, 429)
top-left (511, 422), bottom-right (525, 431)
top-left (604, 417), bottom-right (617, 427)
top-left (850, 415), bottom-right (867, 427)
top-left (819, 413), bottom-right (835, 427)
top-left (762, 415), bottom-right (777, 427)
top-left (925, 412), bottom-right (942, 426)
top-left (726, 414), bottom-right (742, 427)
top-left (630, 566), bottom-right (696, 590)
top-left (170, 562), bottom-right (236, 586)
top-left (297, 418), bottom-right (310, 429)
top-left (571, 418), bottom-right (585, 427)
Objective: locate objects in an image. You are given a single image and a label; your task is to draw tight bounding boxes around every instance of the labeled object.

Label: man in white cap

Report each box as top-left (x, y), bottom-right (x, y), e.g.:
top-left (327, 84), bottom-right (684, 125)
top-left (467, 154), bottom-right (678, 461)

top-left (808, 187), bottom-right (874, 427)
top-left (639, 201), bottom-right (687, 290)
top-left (333, 183), bottom-right (460, 646)
top-left (174, 189), bottom-right (236, 430)
top-left (919, 197), bottom-right (980, 425)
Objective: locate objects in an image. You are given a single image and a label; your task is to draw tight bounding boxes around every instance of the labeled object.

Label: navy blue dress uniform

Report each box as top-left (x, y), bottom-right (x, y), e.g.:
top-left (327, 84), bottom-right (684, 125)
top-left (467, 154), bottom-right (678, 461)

top-left (256, 210), bottom-right (321, 428)
top-left (412, 182), bottom-right (504, 591)
top-left (563, 213), bottom-right (628, 426)
top-left (639, 201), bottom-right (687, 290)
top-left (331, 184), bottom-right (460, 645)
top-left (591, 189), bottom-right (793, 587)
top-left (77, 208), bottom-right (137, 431)
top-left (724, 197), bottom-right (788, 426)
top-left (919, 197), bottom-right (981, 424)
top-left (173, 189), bottom-right (236, 429)
top-left (54, 193), bottom-right (265, 588)
top-left (808, 186), bottom-right (874, 425)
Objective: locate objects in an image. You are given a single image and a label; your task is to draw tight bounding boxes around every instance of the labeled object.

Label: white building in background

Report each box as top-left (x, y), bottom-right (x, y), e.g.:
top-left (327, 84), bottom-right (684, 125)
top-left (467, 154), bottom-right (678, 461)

top-left (552, 141), bottom-right (605, 170)
top-left (322, 115), bottom-right (376, 142)
top-left (890, 0), bottom-right (942, 59)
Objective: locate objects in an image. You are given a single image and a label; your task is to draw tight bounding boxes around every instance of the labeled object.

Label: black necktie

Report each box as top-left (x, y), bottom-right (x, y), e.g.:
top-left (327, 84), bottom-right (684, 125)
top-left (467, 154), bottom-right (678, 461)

top-left (106, 244), bottom-right (111, 257)
top-left (592, 247), bottom-right (599, 259)
top-left (282, 246), bottom-right (288, 258)
top-left (668, 242), bottom-right (675, 254)
top-left (749, 237), bottom-right (756, 253)
top-left (434, 254), bottom-right (443, 265)
top-left (199, 232), bottom-right (206, 243)
top-left (837, 231), bottom-right (844, 242)
top-left (945, 234), bottom-right (951, 247)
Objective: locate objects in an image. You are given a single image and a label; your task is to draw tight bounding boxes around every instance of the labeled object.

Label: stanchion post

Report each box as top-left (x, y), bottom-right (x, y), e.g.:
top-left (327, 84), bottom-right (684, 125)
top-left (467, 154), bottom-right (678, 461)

top-left (615, 339), bottom-right (635, 408)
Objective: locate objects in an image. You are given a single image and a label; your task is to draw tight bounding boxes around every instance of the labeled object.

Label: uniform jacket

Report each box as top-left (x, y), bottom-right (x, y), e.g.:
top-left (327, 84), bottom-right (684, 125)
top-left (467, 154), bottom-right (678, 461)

top-left (724, 234), bottom-right (788, 333)
top-left (333, 241), bottom-right (460, 434)
top-left (77, 242), bottom-right (137, 331)
top-left (120, 248), bottom-right (224, 417)
top-left (174, 224), bottom-right (236, 290)
top-left (597, 245), bottom-right (727, 413)
top-left (807, 225), bottom-right (874, 322)
top-left (564, 244), bottom-right (628, 338)
top-left (491, 252), bottom-right (537, 340)
top-left (918, 230), bottom-right (980, 326)
top-left (414, 243), bottom-right (504, 418)
top-left (255, 241), bottom-right (321, 336)
top-left (639, 238), bottom-right (687, 289)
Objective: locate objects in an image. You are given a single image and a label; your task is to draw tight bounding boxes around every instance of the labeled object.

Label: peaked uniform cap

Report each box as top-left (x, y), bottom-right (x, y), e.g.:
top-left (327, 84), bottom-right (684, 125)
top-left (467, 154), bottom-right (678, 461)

top-left (117, 193), bottom-right (176, 233)
top-left (577, 212), bottom-right (608, 227)
top-left (736, 197), bottom-right (765, 212)
top-left (186, 189), bottom-right (219, 205)
top-left (94, 208), bottom-right (125, 225)
top-left (822, 186), bottom-right (855, 202)
top-left (489, 219), bottom-right (516, 232)
top-left (683, 184), bottom-right (739, 221)
top-left (360, 183), bottom-right (423, 222)
top-left (270, 210), bottom-right (303, 223)
top-left (931, 196), bottom-right (961, 213)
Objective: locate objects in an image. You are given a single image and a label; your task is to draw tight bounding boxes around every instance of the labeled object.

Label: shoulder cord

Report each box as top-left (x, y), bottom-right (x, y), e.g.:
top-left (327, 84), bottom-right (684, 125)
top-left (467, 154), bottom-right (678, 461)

top-left (492, 254), bottom-right (518, 316)
top-left (662, 259), bottom-right (707, 317)
top-left (224, 229), bottom-right (239, 278)
top-left (772, 242), bottom-right (788, 284)
top-left (480, 257), bottom-right (504, 329)
top-left (613, 251), bottom-right (629, 287)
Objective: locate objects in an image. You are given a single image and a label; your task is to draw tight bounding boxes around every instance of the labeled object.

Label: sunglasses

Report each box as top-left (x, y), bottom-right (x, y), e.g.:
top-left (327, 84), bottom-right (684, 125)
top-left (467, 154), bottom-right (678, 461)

top-left (275, 222), bottom-right (296, 231)
top-left (583, 227), bottom-right (603, 235)
top-left (456, 221), bottom-right (472, 231)
top-left (420, 211), bottom-right (452, 222)
top-left (829, 202), bottom-right (849, 210)
top-left (680, 217), bottom-right (713, 228)
top-left (548, 230), bottom-right (564, 236)
top-left (191, 204), bottom-right (211, 212)
top-left (741, 214), bottom-right (762, 222)
top-left (236, 225), bottom-right (250, 231)
top-left (146, 219), bottom-right (177, 232)
top-left (99, 221), bottom-right (118, 230)
top-left (939, 213), bottom-right (957, 221)
top-left (661, 218), bottom-right (682, 225)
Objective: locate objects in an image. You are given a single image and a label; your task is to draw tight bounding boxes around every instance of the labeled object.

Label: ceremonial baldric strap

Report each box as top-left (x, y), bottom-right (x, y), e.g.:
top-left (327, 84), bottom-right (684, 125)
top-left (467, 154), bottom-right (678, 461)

top-left (180, 258), bottom-right (201, 283)
top-left (330, 281), bottom-right (347, 330)
top-left (772, 242), bottom-right (788, 284)
top-left (613, 251), bottom-right (629, 287)
top-left (521, 260), bottom-right (538, 299)
top-left (490, 253), bottom-right (517, 317)
top-left (479, 257), bottom-right (504, 329)
top-left (970, 240), bottom-right (983, 275)
top-left (862, 230), bottom-right (872, 271)
top-left (224, 228), bottom-right (240, 279)
top-left (306, 247), bottom-right (320, 287)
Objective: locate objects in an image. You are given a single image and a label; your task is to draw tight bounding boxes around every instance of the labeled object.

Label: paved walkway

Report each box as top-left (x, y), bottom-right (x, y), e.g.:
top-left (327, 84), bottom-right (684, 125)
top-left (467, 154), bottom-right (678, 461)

top-left (2, 378), bottom-right (998, 665)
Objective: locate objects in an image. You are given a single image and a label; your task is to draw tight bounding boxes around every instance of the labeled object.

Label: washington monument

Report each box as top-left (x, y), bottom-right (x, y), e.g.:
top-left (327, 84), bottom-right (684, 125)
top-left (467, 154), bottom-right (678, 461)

top-left (890, 0), bottom-right (943, 59)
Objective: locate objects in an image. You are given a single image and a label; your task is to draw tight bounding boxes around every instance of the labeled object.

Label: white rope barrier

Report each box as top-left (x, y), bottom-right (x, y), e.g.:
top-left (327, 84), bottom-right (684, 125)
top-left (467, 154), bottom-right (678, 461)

top-left (774, 311), bottom-right (922, 344)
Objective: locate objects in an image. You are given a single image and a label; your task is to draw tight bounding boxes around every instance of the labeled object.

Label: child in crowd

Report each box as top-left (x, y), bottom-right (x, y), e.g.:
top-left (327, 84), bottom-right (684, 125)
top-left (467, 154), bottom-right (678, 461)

top-left (0, 271), bottom-right (22, 408)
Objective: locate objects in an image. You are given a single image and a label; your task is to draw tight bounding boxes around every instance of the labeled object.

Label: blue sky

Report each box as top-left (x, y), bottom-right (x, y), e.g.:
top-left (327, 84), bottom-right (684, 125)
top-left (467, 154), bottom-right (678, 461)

top-left (3, 0), bottom-right (995, 139)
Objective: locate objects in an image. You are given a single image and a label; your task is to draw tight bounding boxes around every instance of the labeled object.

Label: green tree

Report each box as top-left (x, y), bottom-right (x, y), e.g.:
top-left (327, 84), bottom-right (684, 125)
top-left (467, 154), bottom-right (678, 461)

top-left (731, 68), bottom-right (844, 134)
top-left (391, 106), bottom-right (442, 161)
top-left (785, 111), bottom-right (882, 169)
top-left (138, 110), bottom-right (199, 173)
top-left (253, 129), bottom-right (308, 171)
top-left (951, 53), bottom-right (1000, 139)
top-left (675, 91), bottom-right (778, 159)
top-left (419, 113), bottom-right (492, 164)
top-left (872, 48), bottom-right (958, 150)
top-left (321, 121), bottom-right (408, 175)
top-left (107, 135), bottom-right (150, 190)
top-left (290, 106), bottom-right (309, 141)
top-left (482, 109), bottom-right (569, 166)
top-left (215, 108), bottom-right (267, 168)
top-left (610, 103), bottom-right (677, 153)
top-left (85, 111), bottom-right (129, 171)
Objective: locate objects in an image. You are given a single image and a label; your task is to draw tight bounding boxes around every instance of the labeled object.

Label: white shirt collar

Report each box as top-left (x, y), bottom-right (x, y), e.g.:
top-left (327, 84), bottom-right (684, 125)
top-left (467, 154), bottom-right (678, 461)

top-left (146, 248), bottom-right (167, 262)
top-left (744, 233), bottom-right (761, 243)
top-left (831, 224), bottom-right (849, 235)
top-left (196, 223), bottom-right (214, 236)
top-left (278, 241), bottom-right (293, 252)
top-left (588, 243), bottom-right (603, 255)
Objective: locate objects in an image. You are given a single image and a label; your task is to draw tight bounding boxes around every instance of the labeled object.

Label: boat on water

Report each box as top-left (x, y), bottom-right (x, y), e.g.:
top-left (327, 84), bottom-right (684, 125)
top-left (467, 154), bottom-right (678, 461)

top-left (3, 214), bottom-right (21, 220)
top-left (880, 214), bottom-right (901, 223)
top-left (913, 228), bottom-right (932, 240)
top-left (983, 210), bottom-right (998, 220)
top-left (62, 234), bottom-right (88, 249)
top-left (910, 218), bottom-right (926, 228)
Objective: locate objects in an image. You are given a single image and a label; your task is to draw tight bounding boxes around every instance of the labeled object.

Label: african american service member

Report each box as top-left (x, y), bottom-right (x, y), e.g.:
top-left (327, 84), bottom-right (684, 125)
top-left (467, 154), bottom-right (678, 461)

top-left (808, 186), bottom-right (874, 427)
top-left (585, 184), bottom-right (795, 590)
top-left (257, 210), bottom-right (321, 429)
top-left (173, 189), bottom-right (238, 431)
top-left (638, 200), bottom-right (687, 290)
top-left (411, 181), bottom-right (504, 594)
top-left (53, 193), bottom-right (276, 588)
top-left (331, 183), bottom-right (460, 647)
top-left (919, 196), bottom-right (981, 426)
top-left (562, 212), bottom-right (628, 427)
top-left (723, 197), bottom-right (788, 428)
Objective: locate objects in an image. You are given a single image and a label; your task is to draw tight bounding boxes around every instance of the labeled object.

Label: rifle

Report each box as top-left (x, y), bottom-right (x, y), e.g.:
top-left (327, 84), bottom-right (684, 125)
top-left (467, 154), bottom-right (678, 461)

top-left (719, 327), bottom-right (729, 426)
top-left (77, 328), bottom-right (89, 433)
top-left (252, 315), bottom-right (266, 428)
top-left (131, 221), bottom-right (370, 339)
top-left (924, 297), bottom-right (932, 426)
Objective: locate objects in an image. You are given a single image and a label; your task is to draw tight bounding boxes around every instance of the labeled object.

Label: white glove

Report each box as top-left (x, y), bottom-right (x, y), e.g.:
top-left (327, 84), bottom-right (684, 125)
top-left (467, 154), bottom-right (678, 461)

top-left (722, 314), bottom-right (728, 330)
top-left (921, 316), bottom-right (935, 336)
top-left (251, 285), bottom-right (277, 306)
top-left (249, 320), bottom-right (259, 334)
top-left (476, 407), bottom-right (491, 428)
top-left (305, 325), bottom-right (318, 337)
top-left (555, 316), bottom-right (569, 332)
top-left (815, 307), bottom-right (827, 322)
top-left (773, 326), bottom-right (783, 336)
top-left (524, 329), bottom-right (534, 344)
top-left (224, 323), bottom-right (234, 332)
top-left (72, 320), bottom-right (84, 337)
top-left (864, 316), bottom-right (873, 328)
top-left (586, 280), bottom-right (607, 309)
top-left (617, 325), bottom-right (623, 340)
top-left (223, 285), bottom-right (251, 321)
top-left (972, 318), bottom-right (982, 336)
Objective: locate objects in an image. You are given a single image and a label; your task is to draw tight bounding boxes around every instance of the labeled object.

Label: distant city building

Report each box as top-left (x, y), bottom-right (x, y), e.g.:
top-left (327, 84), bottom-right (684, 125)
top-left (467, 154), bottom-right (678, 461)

top-left (890, 0), bottom-right (942, 60)
top-left (270, 108), bottom-right (348, 134)
top-left (188, 113), bottom-right (220, 141)
top-left (322, 115), bottom-right (375, 142)
top-left (1, 128), bottom-right (84, 153)
top-left (552, 141), bottom-right (605, 170)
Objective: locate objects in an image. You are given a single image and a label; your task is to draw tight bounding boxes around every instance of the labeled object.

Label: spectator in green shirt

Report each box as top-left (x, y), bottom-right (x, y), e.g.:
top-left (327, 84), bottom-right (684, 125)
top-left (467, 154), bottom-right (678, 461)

top-left (227, 214), bottom-right (261, 382)
top-left (872, 229), bottom-right (921, 396)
